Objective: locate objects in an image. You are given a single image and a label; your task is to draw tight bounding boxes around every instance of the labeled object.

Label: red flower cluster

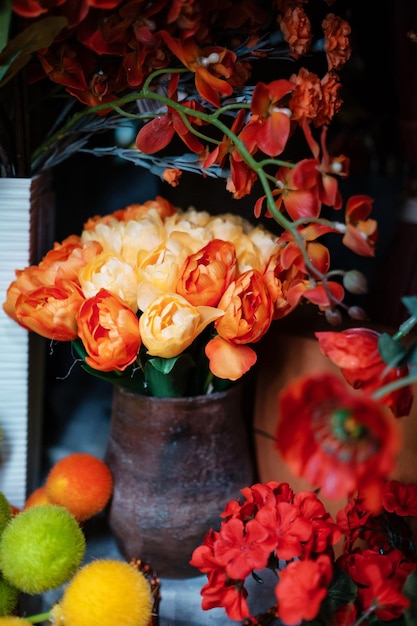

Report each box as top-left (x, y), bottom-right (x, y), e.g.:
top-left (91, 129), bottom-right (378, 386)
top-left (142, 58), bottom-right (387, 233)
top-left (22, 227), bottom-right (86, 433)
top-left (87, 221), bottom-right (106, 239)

top-left (191, 479), bottom-right (417, 625)
top-left (190, 481), bottom-right (340, 623)
top-left (336, 480), bottom-right (417, 624)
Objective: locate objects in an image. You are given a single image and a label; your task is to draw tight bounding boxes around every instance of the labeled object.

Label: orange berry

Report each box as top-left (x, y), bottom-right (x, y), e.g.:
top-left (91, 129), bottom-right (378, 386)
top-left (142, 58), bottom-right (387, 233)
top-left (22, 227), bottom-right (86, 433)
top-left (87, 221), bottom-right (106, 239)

top-left (45, 453), bottom-right (113, 522)
top-left (24, 486), bottom-right (50, 509)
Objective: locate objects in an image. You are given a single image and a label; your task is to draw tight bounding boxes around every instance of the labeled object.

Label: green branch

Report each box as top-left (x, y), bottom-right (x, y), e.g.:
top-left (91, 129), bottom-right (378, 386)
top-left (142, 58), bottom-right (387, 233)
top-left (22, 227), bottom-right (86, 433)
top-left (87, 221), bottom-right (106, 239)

top-left (31, 68), bottom-right (343, 293)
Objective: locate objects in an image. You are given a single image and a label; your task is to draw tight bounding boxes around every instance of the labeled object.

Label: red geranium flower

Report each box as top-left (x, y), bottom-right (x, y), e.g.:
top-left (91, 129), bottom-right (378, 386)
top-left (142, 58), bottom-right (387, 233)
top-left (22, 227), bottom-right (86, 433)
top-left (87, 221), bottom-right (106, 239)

top-left (214, 517), bottom-right (275, 580)
top-left (275, 554), bottom-right (333, 625)
top-left (339, 549), bottom-right (415, 622)
top-left (382, 480), bottom-right (417, 517)
top-left (315, 327), bottom-right (413, 417)
top-left (275, 373), bottom-right (401, 501)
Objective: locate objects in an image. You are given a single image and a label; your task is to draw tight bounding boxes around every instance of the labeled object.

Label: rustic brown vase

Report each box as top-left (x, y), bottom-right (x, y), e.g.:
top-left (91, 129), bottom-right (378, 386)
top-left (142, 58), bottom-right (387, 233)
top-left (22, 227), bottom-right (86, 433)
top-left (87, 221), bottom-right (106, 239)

top-left (105, 383), bottom-right (255, 578)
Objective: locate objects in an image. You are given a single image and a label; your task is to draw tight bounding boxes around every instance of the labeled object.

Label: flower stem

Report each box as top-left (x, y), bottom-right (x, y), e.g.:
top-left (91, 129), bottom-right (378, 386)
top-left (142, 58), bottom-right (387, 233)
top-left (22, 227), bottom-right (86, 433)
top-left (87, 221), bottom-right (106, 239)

top-left (372, 371), bottom-right (417, 400)
top-left (24, 611), bottom-right (52, 623)
top-left (393, 315), bottom-right (417, 341)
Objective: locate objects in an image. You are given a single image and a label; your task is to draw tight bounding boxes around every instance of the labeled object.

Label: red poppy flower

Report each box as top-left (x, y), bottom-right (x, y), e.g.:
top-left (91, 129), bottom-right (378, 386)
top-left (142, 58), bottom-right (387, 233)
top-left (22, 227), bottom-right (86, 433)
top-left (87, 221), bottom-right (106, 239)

top-left (275, 373), bottom-right (401, 501)
top-left (315, 328), bottom-right (413, 417)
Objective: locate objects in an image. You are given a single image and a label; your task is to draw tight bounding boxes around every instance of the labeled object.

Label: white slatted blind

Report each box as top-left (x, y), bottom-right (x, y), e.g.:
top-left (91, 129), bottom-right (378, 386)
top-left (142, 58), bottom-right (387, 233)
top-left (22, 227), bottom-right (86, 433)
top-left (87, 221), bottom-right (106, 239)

top-left (0, 178), bottom-right (32, 508)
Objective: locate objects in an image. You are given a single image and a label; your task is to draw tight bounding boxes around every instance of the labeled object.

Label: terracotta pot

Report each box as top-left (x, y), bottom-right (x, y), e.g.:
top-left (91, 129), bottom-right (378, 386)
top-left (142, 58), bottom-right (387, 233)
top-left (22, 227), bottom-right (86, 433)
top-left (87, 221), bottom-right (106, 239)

top-left (105, 383), bottom-right (255, 578)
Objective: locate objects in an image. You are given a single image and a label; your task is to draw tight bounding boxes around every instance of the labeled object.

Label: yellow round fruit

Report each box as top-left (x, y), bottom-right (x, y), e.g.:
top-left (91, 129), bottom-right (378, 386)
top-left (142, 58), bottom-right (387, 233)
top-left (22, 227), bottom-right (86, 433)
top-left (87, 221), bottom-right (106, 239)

top-left (52, 559), bottom-right (153, 626)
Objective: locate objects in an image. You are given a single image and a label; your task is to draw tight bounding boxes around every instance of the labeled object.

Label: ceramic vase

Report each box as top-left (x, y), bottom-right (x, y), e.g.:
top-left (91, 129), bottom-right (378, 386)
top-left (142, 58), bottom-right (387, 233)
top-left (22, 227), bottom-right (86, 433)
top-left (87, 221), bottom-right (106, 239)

top-left (105, 383), bottom-right (255, 578)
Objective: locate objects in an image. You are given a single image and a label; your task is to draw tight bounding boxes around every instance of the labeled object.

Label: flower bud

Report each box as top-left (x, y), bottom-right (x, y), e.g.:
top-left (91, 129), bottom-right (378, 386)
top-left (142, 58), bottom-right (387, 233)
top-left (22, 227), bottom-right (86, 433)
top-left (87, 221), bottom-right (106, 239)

top-left (348, 306), bottom-right (369, 321)
top-left (325, 308), bottom-right (342, 326)
top-left (343, 270), bottom-right (368, 294)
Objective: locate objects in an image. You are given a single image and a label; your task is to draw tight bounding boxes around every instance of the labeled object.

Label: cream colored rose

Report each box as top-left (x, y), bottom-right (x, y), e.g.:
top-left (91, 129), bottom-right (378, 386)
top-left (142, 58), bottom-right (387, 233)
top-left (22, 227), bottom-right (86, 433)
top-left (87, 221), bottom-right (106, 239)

top-left (79, 251), bottom-right (139, 311)
top-left (236, 227), bottom-right (280, 274)
top-left (137, 237), bottom-right (190, 295)
top-left (139, 293), bottom-right (223, 358)
top-left (81, 209), bottom-right (166, 265)
top-left (163, 210), bottom-right (212, 252)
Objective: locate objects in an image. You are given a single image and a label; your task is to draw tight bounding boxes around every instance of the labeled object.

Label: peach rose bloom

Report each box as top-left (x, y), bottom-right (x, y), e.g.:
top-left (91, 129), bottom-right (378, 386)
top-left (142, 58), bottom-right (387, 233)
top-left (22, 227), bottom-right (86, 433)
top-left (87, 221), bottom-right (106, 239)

top-left (14, 281), bottom-right (85, 341)
top-left (139, 293), bottom-right (222, 359)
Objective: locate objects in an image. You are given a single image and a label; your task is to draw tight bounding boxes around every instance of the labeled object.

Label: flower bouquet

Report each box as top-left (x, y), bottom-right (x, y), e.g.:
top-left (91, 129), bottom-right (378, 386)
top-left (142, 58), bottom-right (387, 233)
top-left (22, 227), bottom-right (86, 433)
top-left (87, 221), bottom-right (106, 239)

top-left (3, 194), bottom-right (324, 398)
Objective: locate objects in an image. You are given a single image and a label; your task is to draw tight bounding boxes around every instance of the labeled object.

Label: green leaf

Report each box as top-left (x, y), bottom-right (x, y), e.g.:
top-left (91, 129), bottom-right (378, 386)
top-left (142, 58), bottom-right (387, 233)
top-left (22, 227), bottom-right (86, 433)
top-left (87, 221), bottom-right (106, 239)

top-left (314, 567), bottom-right (357, 624)
top-left (0, 0), bottom-right (11, 55)
top-left (404, 569), bottom-right (417, 626)
top-left (378, 333), bottom-right (407, 367)
top-left (0, 15), bottom-right (68, 87)
top-left (402, 296), bottom-right (417, 319)
top-left (144, 354), bottom-right (196, 398)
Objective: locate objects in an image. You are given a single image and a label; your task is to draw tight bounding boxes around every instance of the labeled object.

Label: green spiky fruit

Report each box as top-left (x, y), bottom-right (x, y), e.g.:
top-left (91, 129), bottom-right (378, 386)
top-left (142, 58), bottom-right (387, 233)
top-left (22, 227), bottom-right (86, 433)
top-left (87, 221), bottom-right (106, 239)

top-left (0, 575), bottom-right (18, 617)
top-left (0, 495), bottom-right (12, 537)
top-left (0, 504), bottom-right (85, 594)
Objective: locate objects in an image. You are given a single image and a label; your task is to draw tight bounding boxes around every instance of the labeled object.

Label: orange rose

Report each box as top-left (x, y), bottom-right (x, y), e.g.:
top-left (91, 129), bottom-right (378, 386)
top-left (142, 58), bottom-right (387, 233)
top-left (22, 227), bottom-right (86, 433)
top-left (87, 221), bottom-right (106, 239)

top-left (176, 239), bottom-right (237, 306)
top-left (77, 289), bottom-right (141, 372)
top-left (14, 281), bottom-right (85, 341)
top-left (40, 239), bottom-right (103, 284)
top-left (215, 269), bottom-right (274, 344)
top-left (205, 270), bottom-right (274, 380)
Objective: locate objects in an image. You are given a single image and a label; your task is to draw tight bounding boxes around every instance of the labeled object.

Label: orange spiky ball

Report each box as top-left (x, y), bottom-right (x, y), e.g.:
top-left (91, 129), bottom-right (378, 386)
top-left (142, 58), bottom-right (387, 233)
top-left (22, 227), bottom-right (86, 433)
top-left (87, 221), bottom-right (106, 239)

top-left (45, 453), bottom-right (113, 522)
top-left (24, 486), bottom-right (50, 509)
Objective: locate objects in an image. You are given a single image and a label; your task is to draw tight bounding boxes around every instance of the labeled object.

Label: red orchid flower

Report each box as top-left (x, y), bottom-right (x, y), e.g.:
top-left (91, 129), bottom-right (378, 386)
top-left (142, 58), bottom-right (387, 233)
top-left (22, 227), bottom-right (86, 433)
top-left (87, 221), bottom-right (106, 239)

top-left (135, 74), bottom-right (205, 154)
top-left (37, 42), bottom-right (125, 107)
top-left (299, 122), bottom-right (350, 209)
top-left (159, 31), bottom-right (236, 107)
top-left (342, 194), bottom-right (378, 256)
top-left (315, 327), bottom-right (413, 417)
top-left (254, 163), bottom-right (321, 220)
top-left (240, 79), bottom-right (294, 157)
top-left (204, 109), bottom-right (258, 199)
